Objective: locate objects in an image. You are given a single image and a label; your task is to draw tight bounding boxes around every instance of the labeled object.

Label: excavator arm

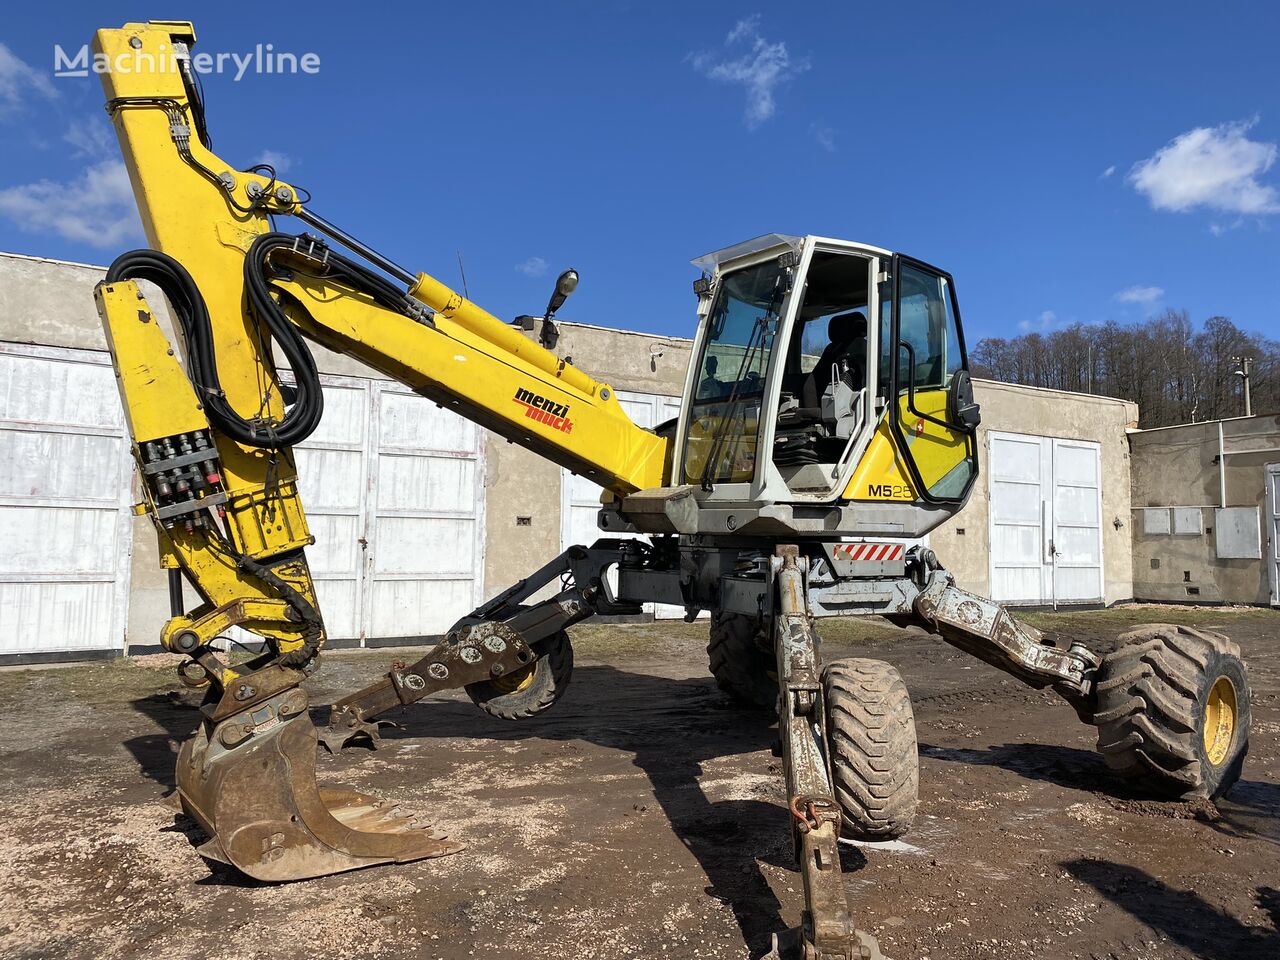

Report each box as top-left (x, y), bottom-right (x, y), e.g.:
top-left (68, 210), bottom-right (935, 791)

top-left (93, 19), bottom-right (666, 880)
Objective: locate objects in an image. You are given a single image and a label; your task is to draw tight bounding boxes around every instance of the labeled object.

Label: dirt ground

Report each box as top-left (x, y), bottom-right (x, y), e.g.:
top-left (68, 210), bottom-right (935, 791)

top-left (0, 607), bottom-right (1276, 960)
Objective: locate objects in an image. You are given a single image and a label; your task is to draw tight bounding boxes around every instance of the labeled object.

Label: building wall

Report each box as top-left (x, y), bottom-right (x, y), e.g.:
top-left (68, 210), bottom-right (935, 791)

top-left (1129, 415), bottom-right (1280, 605)
top-left (928, 380), bottom-right (1139, 606)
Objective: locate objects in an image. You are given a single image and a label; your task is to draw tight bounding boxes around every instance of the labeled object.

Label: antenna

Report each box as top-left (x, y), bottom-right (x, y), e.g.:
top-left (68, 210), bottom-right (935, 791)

top-left (456, 250), bottom-right (470, 300)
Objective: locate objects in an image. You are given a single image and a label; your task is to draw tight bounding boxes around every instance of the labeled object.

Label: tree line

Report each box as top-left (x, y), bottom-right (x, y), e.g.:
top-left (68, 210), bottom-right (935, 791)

top-left (969, 310), bottom-right (1278, 427)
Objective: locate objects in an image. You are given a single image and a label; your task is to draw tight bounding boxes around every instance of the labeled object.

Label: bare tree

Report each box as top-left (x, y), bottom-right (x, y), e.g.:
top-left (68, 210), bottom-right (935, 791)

top-left (969, 313), bottom-right (1278, 427)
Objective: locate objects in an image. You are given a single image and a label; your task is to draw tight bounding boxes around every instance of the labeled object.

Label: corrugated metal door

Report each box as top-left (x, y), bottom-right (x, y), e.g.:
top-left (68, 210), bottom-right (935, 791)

top-left (294, 378), bottom-right (371, 640)
top-left (988, 432), bottom-right (1047, 603)
top-left (0, 344), bottom-right (133, 657)
top-left (988, 431), bottom-right (1103, 605)
top-left (365, 383), bottom-right (484, 639)
top-left (1267, 463), bottom-right (1280, 607)
top-left (292, 377), bottom-right (485, 643)
top-left (1050, 439), bottom-right (1104, 603)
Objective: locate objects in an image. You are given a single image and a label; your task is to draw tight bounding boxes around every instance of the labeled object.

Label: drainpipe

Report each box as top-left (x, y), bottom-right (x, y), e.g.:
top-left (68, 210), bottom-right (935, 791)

top-left (1218, 421), bottom-right (1227, 509)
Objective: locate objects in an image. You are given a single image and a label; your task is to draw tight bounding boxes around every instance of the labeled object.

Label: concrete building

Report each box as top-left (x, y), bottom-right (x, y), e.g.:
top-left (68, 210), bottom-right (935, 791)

top-left (1, 249), bottom-right (1140, 664)
top-left (1130, 415), bottom-right (1280, 606)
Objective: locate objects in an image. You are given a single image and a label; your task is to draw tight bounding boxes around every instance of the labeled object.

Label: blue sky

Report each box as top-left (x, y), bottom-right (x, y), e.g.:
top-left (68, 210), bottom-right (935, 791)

top-left (1, 2), bottom-right (1278, 344)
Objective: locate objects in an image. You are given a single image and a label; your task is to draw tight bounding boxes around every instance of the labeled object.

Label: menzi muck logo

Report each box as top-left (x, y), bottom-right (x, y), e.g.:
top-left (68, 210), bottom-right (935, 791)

top-left (513, 387), bottom-right (574, 434)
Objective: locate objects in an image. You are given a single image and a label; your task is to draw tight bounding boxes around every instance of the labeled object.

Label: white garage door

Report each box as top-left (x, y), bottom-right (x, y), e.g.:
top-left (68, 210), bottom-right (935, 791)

top-left (988, 431), bottom-right (1103, 606)
top-left (0, 344), bottom-right (134, 658)
top-left (561, 389), bottom-right (687, 617)
top-left (294, 377), bottom-right (485, 643)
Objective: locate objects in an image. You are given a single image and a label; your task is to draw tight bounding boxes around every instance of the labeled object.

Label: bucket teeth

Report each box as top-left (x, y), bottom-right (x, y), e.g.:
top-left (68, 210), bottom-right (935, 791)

top-left (176, 687), bottom-right (462, 882)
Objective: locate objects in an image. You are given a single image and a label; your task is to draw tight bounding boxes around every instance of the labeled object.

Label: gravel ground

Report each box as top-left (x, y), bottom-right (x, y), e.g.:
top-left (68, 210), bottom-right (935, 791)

top-left (0, 606), bottom-right (1275, 960)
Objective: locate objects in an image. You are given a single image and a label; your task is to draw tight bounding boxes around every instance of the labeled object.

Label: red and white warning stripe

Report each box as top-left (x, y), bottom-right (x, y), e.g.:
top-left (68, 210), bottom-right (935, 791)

top-left (834, 542), bottom-right (905, 562)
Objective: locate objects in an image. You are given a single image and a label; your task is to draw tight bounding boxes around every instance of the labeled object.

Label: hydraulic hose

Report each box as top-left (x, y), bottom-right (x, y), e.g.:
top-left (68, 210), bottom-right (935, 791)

top-left (105, 246), bottom-right (324, 448)
top-left (104, 233), bottom-right (415, 450)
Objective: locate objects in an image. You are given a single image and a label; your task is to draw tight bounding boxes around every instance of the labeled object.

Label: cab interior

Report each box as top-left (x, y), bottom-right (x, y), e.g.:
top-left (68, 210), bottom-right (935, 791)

top-left (773, 250), bottom-right (872, 494)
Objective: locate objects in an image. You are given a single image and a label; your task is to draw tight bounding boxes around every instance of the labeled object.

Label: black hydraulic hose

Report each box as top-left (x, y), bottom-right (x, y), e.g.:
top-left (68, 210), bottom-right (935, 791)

top-left (105, 246), bottom-right (324, 448)
top-left (105, 232), bottom-right (425, 452)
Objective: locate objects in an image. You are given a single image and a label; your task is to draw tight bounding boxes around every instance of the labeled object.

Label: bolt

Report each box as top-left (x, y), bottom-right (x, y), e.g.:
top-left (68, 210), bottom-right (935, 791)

top-left (275, 185), bottom-right (293, 202)
top-left (427, 662), bottom-right (449, 680)
top-left (490, 663), bottom-right (506, 678)
top-left (172, 631), bottom-right (199, 653)
top-left (234, 684), bottom-right (256, 701)
top-left (402, 673), bottom-right (426, 691)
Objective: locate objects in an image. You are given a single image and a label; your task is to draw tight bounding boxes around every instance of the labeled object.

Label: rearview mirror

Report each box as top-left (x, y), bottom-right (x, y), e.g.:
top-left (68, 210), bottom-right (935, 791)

top-left (948, 370), bottom-right (981, 431)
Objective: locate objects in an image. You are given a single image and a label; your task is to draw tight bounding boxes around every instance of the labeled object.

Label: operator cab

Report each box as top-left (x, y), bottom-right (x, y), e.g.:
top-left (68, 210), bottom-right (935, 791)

top-left (674, 234), bottom-right (979, 533)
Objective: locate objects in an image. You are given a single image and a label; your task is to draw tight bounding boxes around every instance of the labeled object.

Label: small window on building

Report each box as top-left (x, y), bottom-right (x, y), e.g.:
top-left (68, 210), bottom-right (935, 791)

top-left (1172, 507), bottom-right (1203, 536)
top-left (1142, 508), bottom-right (1171, 535)
top-left (1214, 507), bottom-right (1261, 559)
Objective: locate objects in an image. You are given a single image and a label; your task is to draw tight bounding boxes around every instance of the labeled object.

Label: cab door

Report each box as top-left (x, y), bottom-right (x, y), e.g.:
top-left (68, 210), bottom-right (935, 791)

top-left (883, 255), bottom-right (979, 504)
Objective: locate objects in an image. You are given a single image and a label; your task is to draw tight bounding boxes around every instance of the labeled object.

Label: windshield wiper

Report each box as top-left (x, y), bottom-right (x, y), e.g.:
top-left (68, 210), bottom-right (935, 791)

top-left (700, 311), bottom-right (770, 492)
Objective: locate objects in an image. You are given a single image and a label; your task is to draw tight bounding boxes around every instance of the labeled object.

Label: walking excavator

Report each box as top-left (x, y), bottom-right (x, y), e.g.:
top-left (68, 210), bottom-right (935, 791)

top-left (92, 21), bottom-right (1251, 960)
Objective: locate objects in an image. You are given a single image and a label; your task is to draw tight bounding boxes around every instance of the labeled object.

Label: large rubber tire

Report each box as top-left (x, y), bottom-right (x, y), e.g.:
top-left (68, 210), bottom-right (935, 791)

top-left (1093, 625), bottom-right (1250, 800)
top-left (823, 658), bottom-right (918, 840)
top-left (707, 612), bottom-right (777, 711)
top-left (466, 630), bottom-right (573, 721)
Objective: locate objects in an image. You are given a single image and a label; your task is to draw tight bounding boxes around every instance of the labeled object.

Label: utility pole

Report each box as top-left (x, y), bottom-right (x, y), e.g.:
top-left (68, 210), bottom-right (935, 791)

top-left (1232, 355), bottom-right (1254, 417)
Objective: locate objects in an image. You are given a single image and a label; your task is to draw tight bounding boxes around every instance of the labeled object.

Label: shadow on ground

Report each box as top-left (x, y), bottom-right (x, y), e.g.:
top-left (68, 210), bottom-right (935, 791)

top-left (920, 740), bottom-right (1280, 844)
top-left (1064, 857), bottom-right (1279, 959)
top-left (124, 663), bottom-right (823, 956)
top-left (381, 664), bottom-right (807, 956)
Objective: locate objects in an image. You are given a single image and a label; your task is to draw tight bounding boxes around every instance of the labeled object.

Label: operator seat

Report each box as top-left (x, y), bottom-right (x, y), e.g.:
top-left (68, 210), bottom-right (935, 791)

top-left (775, 311), bottom-right (868, 467)
top-left (802, 311), bottom-right (866, 410)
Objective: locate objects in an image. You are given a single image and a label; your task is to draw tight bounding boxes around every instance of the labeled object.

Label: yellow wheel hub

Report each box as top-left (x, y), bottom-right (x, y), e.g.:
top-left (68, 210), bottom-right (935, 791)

top-left (1203, 676), bottom-right (1238, 766)
top-left (489, 662), bottom-right (536, 695)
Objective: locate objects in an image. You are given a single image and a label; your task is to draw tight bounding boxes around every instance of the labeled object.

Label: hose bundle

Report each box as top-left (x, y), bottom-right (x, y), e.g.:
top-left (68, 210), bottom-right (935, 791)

top-left (106, 231), bottom-right (424, 453)
top-left (105, 243), bottom-right (323, 447)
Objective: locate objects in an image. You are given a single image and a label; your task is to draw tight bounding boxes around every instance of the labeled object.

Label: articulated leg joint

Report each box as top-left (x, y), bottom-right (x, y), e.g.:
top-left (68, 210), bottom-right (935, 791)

top-left (913, 571), bottom-right (1099, 701)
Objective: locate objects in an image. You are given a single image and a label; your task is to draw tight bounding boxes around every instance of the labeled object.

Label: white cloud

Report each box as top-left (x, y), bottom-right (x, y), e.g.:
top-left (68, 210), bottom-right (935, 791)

top-left (0, 42), bottom-right (56, 115)
top-left (811, 122), bottom-right (836, 153)
top-left (255, 150), bottom-right (293, 174)
top-left (1129, 118), bottom-right (1280, 215)
top-left (1019, 309), bottom-right (1056, 333)
top-left (1100, 165), bottom-right (1116, 179)
top-left (62, 118), bottom-right (114, 158)
top-left (690, 15), bottom-right (808, 129)
top-left (516, 256), bottom-right (548, 278)
top-left (1114, 284), bottom-right (1164, 304)
top-left (0, 159), bottom-right (142, 248)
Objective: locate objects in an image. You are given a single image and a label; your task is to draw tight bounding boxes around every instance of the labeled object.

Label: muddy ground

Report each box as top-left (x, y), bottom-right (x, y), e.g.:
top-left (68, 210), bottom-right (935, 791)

top-left (0, 607), bottom-right (1276, 960)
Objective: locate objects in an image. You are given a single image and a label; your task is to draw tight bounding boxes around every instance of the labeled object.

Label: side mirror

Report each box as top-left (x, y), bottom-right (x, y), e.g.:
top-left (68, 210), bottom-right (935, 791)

top-left (545, 269), bottom-right (579, 319)
top-left (948, 370), bottom-right (981, 431)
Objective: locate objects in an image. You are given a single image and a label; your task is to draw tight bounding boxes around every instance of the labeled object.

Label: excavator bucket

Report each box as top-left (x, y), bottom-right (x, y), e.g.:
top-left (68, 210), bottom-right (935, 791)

top-left (175, 685), bottom-right (461, 882)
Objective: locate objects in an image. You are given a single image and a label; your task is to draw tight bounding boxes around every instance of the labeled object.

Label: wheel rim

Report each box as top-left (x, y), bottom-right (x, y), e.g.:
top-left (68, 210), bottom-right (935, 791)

top-left (1203, 676), bottom-right (1238, 766)
top-left (489, 662), bottom-right (536, 695)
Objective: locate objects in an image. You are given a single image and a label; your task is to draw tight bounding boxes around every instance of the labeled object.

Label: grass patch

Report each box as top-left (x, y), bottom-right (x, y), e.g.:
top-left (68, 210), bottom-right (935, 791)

top-left (0, 657), bottom-right (177, 708)
top-left (1018, 604), bottom-right (1279, 633)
